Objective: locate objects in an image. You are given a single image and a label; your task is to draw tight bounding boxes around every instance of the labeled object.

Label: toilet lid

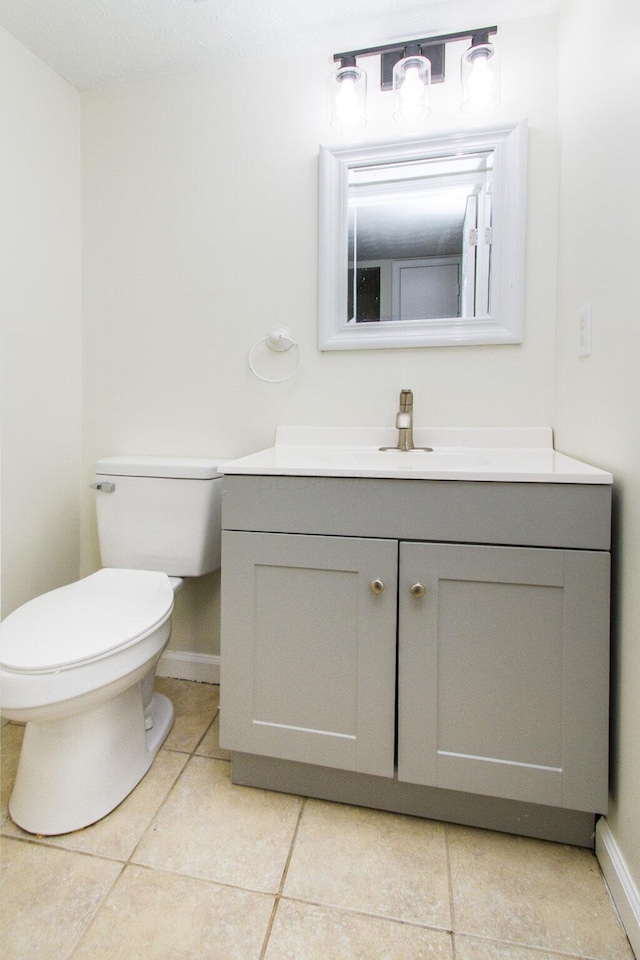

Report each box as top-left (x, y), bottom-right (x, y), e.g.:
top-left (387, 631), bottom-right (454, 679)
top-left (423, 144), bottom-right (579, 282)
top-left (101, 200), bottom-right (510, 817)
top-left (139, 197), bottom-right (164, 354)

top-left (0, 569), bottom-right (174, 674)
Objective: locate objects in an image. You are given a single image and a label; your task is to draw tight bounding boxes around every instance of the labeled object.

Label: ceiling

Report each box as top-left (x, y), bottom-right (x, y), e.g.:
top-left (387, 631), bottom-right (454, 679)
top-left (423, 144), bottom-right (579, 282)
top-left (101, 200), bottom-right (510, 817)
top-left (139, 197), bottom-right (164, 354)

top-left (0, 0), bottom-right (560, 91)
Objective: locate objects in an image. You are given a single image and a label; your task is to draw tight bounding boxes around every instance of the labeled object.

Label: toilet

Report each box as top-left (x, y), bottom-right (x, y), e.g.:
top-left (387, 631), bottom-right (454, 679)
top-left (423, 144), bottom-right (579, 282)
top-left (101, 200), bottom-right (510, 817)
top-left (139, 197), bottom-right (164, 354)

top-left (0, 455), bottom-right (225, 836)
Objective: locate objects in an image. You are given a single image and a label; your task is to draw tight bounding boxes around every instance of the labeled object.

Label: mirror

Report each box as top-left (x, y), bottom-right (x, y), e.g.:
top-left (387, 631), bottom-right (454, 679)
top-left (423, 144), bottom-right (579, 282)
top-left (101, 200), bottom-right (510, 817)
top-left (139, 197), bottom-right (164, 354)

top-left (318, 120), bottom-right (527, 350)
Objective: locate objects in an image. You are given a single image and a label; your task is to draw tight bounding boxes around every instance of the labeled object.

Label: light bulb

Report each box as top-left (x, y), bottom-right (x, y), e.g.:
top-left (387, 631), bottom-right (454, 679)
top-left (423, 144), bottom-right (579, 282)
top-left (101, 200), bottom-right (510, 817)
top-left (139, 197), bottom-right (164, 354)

top-left (461, 42), bottom-right (500, 114)
top-left (336, 77), bottom-right (359, 122)
top-left (399, 66), bottom-right (424, 121)
top-left (468, 55), bottom-right (493, 108)
top-left (393, 55), bottom-right (430, 123)
top-left (330, 64), bottom-right (366, 130)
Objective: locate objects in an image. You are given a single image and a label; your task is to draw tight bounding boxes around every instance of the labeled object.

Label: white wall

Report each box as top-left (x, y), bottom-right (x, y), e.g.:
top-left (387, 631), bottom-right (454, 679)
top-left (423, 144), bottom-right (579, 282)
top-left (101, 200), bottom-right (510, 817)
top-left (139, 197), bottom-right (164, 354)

top-left (80, 14), bottom-right (560, 658)
top-left (0, 27), bottom-right (82, 617)
top-left (555, 0), bottom-right (640, 945)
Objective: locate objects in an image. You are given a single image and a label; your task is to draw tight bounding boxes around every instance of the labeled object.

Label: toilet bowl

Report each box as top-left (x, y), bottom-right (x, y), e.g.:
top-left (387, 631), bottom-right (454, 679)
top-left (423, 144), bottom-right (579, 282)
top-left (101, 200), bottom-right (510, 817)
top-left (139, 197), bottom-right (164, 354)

top-left (0, 455), bottom-right (225, 836)
top-left (0, 569), bottom-right (175, 835)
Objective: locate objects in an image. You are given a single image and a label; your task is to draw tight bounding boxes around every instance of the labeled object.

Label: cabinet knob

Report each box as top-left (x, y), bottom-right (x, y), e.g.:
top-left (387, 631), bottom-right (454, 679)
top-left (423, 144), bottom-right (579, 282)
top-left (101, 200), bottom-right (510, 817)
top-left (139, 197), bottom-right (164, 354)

top-left (369, 579), bottom-right (385, 594)
top-left (410, 583), bottom-right (427, 599)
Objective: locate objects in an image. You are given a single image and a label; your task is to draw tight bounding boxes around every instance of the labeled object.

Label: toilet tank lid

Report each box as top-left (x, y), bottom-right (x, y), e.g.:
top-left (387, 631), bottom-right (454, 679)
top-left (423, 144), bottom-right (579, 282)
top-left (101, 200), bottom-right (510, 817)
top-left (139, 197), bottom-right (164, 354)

top-left (96, 456), bottom-right (225, 479)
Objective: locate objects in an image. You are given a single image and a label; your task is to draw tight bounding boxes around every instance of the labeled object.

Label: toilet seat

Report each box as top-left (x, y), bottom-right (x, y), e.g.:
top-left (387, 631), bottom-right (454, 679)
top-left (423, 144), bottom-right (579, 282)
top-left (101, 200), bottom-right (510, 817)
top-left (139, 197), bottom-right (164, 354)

top-left (0, 569), bottom-right (174, 674)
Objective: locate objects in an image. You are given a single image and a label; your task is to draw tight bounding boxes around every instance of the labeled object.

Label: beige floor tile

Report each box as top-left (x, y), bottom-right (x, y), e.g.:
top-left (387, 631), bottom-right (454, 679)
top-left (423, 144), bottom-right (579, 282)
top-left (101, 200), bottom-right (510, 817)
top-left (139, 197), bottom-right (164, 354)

top-left (194, 712), bottom-right (230, 760)
top-left (454, 934), bottom-right (577, 959)
top-left (1, 723), bottom-right (24, 828)
top-left (71, 863), bottom-right (274, 960)
top-left (132, 756), bottom-right (302, 893)
top-left (448, 825), bottom-right (634, 959)
top-left (1, 837), bottom-right (121, 960)
top-left (3, 749), bottom-right (188, 859)
top-left (265, 899), bottom-right (454, 960)
top-left (154, 677), bottom-right (219, 752)
top-left (283, 799), bottom-right (451, 929)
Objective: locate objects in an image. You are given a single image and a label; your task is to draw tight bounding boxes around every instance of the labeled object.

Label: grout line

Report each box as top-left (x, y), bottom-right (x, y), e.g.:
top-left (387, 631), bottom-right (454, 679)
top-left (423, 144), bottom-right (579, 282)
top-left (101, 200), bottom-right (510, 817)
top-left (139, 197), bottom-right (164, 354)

top-left (126, 733), bottom-right (207, 867)
top-left (277, 796), bottom-right (306, 897)
top-left (258, 796), bottom-right (307, 960)
top-left (192, 705), bottom-right (220, 755)
top-left (0, 829), bottom-right (125, 864)
top-left (452, 931), bottom-right (608, 960)
top-left (258, 899), bottom-right (281, 960)
top-left (123, 762), bottom-right (189, 867)
top-left (276, 892), bottom-right (455, 934)
top-left (445, 822), bottom-right (458, 949)
top-left (448, 930), bottom-right (455, 958)
top-left (65, 862), bottom-right (127, 960)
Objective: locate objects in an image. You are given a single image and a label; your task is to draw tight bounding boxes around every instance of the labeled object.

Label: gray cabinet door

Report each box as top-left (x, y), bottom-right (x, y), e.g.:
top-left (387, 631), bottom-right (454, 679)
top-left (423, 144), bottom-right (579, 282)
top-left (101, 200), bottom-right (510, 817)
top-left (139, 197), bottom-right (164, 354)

top-left (220, 531), bottom-right (398, 777)
top-left (397, 542), bottom-right (610, 812)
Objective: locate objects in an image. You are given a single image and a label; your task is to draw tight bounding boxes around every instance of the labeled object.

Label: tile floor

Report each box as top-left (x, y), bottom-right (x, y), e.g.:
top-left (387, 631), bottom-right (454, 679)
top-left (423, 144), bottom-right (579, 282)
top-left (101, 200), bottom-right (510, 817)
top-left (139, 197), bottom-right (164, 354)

top-left (1, 678), bottom-right (635, 960)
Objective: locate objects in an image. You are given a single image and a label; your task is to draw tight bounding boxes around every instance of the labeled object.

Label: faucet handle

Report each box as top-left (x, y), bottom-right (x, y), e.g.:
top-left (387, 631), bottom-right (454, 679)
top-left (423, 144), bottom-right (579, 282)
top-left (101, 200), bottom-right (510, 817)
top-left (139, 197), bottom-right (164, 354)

top-left (399, 388), bottom-right (413, 410)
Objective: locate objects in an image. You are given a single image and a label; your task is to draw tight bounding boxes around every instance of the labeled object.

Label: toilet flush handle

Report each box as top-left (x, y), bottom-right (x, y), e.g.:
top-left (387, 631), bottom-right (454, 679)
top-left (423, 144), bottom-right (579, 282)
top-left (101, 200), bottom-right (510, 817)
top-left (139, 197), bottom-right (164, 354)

top-left (89, 482), bottom-right (116, 492)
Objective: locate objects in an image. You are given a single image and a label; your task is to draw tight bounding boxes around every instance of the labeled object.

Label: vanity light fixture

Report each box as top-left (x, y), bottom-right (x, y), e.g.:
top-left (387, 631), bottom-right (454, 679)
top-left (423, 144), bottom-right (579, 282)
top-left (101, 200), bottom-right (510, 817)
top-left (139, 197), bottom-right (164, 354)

top-left (331, 26), bottom-right (498, 129)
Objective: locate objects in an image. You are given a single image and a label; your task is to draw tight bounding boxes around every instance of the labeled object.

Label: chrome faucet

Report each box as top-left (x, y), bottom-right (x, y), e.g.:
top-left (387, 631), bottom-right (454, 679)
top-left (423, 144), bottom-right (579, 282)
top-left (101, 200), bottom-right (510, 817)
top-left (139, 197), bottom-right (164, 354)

top-left (380, 389), bottom-right (432, 452)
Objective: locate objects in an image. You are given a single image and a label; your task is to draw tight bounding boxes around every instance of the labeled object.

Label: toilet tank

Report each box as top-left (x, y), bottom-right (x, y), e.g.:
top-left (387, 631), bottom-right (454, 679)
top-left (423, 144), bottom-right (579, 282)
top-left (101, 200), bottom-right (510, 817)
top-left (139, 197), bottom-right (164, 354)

top-left (94, 456), bottom-right (226, 577)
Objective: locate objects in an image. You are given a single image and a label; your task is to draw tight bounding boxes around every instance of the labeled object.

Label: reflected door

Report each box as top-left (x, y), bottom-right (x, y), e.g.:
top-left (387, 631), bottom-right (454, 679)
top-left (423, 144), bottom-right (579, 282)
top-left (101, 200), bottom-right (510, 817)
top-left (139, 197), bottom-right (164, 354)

top-left (391, 258), bottom-right (461, 320)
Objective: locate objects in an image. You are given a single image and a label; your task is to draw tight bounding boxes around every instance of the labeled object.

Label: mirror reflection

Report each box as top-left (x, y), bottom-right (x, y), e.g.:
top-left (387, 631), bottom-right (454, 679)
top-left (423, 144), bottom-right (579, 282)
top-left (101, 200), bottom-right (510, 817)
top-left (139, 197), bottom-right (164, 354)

top-left (347, 152), bottom-right (492, 324)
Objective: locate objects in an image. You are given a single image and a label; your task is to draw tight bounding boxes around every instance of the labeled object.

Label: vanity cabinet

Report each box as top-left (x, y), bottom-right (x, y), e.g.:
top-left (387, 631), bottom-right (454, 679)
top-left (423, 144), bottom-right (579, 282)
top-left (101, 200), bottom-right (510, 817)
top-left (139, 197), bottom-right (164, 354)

top-left (220, 475), bottom-right (611, 828)
top-left (397, 541), bottom-right (609, 812)
top-left (221, 531), bottom-right (397, 778)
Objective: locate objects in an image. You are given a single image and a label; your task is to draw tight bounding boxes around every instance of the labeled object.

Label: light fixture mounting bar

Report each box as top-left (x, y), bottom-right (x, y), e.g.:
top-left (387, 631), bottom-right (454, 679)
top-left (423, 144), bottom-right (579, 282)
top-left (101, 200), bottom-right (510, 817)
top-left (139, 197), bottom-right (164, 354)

top-left (333, 26), bottom-right (497, 89)
top-left (333, 27), bottom-right (497, 63)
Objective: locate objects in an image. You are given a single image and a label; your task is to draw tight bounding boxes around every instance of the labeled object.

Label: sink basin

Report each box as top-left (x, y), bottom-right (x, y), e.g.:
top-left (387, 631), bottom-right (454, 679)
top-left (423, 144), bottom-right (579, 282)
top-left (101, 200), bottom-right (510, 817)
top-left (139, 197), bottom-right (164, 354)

top-left (219, 426), bottom-right (613, 485)
top-left (317, 449), bottom-right (491, 471)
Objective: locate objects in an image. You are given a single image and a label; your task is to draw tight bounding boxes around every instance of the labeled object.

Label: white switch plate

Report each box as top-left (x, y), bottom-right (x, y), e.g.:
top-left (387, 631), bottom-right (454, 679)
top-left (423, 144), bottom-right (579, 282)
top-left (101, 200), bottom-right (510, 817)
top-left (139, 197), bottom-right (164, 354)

top-left (577, 304), bottom-right (592, 357)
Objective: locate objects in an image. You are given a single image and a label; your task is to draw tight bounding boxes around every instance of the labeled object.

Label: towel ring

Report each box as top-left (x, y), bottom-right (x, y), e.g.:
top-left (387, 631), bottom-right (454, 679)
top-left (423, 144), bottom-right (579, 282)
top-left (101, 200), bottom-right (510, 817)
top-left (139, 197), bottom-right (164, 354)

top-left (248, 327), bottom-right (302, 383)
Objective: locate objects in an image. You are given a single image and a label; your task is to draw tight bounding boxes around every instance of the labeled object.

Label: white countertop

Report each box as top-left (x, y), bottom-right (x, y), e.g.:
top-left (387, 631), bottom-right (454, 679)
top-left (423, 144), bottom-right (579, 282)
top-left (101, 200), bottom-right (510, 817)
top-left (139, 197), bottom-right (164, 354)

top-left (219, 427), bottom-right (613, 484)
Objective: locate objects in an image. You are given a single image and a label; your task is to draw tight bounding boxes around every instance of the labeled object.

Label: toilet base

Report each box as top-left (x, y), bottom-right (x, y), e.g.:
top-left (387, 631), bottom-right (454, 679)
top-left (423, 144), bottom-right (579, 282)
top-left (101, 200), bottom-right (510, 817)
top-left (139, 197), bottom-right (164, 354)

top-left (144, 691), bottom-right (174, 756)
top-left (9, 686), bottom-right (174, 836)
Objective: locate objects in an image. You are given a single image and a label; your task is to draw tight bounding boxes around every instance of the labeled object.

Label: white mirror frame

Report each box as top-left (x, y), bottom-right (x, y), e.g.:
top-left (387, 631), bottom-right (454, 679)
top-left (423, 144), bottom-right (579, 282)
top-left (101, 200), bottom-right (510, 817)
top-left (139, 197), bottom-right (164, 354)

top-left (318, 119), bottom-right (527, 351)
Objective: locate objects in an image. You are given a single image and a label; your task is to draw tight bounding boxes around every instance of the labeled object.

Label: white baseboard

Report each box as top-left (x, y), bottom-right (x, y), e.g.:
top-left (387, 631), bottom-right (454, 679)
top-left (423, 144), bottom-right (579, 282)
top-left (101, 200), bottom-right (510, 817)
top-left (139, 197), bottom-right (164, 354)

top-left (157, 650), bottom-right (220, 684)
top-left (596, 818), bottom-right (640, 958)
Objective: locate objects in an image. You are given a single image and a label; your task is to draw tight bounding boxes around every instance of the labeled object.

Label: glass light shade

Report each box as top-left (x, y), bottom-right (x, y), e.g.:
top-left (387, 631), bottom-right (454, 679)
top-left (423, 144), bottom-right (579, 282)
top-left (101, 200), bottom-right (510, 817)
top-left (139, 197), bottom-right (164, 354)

top-left (392, 55), bottom-right (431, 123)
top-left (330, 64), bottom-right (367, 131)
top-left (461, 42), bottom-right (500, 113)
